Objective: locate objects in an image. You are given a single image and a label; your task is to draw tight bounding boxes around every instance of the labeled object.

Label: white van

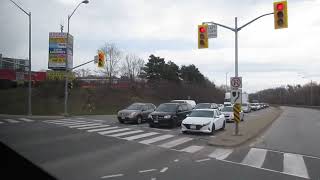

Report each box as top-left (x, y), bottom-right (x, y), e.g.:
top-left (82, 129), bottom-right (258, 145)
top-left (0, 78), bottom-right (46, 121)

top-left (171, 100), bottom-right (196, 108)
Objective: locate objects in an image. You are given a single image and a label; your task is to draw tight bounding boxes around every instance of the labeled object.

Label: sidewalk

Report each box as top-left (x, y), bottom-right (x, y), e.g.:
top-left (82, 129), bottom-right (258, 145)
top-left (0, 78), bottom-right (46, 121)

top-left (208, 107), bottom-right (283, 147)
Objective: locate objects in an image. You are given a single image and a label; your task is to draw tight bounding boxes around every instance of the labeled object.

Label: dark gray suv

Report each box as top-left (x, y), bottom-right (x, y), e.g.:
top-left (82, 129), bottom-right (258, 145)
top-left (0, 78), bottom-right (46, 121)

top-left (117, 103), bottom-right (156, 124)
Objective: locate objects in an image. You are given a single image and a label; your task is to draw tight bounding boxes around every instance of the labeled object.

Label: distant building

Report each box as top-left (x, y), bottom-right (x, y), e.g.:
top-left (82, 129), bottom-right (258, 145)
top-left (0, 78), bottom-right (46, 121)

top-left (0, 53), bottom-right (28, 71)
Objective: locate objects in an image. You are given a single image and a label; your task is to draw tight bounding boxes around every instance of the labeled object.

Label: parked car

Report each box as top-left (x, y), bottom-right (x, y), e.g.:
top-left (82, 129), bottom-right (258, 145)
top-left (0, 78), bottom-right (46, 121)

top-left (148, 103), bottom-right (192, 128)
top-left (242, 103), bottom-right (251, 113)
top-left (223, 102), bottom-right (232, 107)
top-left (250, 103), bottom-right (260, 111)
top-left (221, 106), bottom-right (244, 122)
top-left (194, 103), bottom-right (218, 110)
top-left (181, 109), bottom-right (226, 134)
top-left (117, 103), bottom-right (156, 124)
top-left (171, 100), bottom-right (196, 108)
top-left (218, 104), bottom-right (224, 111)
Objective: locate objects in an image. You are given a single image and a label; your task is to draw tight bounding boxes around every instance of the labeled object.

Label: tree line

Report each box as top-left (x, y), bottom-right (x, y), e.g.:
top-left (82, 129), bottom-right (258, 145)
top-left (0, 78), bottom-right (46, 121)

top-left (250, 83), bottom-right (320, 106)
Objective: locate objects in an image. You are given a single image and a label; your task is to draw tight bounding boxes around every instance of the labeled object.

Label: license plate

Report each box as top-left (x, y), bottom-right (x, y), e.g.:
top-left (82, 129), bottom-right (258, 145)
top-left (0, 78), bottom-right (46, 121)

top-left (121, 116), bottom-right (125, 119)
top-left (190, 125), bottom-right (196, 129)
top-left (154, 120), bottom-right (158, 123)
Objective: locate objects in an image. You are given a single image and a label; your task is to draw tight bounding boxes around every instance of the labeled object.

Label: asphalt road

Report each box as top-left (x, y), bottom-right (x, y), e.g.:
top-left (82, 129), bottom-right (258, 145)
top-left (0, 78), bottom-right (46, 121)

top-left (0, 107), bottom-right (319, 180)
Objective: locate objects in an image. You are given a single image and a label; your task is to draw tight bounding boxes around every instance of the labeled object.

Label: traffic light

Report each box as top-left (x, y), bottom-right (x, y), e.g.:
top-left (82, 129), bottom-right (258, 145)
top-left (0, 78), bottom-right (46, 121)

top-left (198, 24), bottom-right (208, 49)
top-left (98, 51), bottom-right (105, 68)
top-left (68, 82), bottom-right (73, 90)
top-left (274, 1), bottom-right (288, 29)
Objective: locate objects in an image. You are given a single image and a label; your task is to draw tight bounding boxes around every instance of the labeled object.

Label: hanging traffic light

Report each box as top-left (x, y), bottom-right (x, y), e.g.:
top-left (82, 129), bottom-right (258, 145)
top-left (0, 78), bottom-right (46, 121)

top-left (198, 24), bottom-right (208, 49)
top-left (274, 1), bottom-right (288, 29)
top-left (98, 51), bottom-right (105, 68)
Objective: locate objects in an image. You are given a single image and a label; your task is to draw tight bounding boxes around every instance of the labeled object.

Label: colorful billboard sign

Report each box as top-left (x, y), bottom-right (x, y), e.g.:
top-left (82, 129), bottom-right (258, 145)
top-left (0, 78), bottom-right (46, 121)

top-left (48, 32), bottom-right (73, 70)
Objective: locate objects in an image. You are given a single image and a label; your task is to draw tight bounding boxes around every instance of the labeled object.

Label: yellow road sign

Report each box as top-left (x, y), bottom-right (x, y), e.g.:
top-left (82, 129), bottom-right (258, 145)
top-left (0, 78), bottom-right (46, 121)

top-left (233, 103), bottom-right (241, 123)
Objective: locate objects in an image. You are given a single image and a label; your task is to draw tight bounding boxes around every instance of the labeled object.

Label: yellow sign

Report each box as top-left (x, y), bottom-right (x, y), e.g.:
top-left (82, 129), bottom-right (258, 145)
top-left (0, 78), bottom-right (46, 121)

top-left (46, 71), bottom-right (75, 81)
top-left (274, 1), bottom-right (288, 29)
top-left (198, 24), bottom-right (208, 49)
top-left (233, 103), bottom-right (241, 123)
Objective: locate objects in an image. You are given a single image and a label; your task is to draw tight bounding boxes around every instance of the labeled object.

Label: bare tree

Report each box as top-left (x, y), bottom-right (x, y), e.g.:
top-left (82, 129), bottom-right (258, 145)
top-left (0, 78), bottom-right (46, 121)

top-left (121, 53), bottom-right (144, 81)
top-left (74, 68), bottom-right (91, 78)
top-left (98, 43), bottom-right (122, 84)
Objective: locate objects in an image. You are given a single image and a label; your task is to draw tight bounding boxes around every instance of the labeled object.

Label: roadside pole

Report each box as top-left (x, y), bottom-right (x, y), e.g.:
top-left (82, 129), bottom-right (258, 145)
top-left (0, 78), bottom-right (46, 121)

top-left (203, 12), bottom-right (274, 135)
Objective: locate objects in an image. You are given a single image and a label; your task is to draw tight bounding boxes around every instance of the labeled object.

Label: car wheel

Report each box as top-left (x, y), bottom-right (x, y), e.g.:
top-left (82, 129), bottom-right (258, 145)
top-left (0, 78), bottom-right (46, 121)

top-left (221, 121), bottom-right (226, 130)
top-left (210, 123), bottom-right (215, 135)
top-left (136, 116), bottom-right (142, 124)
top-left (119, 120), bottom-right (124, 124)
top-left (241, 115), bottom-right (244, 121)
top-left (182, 131), bottom-right (188, 134)
top-left (149, 123), bottom-right (154, 128)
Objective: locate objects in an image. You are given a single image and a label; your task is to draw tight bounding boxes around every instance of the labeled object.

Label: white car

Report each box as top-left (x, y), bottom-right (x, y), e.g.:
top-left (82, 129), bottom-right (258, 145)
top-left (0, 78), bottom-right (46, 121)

top-left (171, 100), bottom-right (196, 108)
top-left (221, 106), bottom-right (244, 122)
top-left (181, 109), bottom-right (226, 134)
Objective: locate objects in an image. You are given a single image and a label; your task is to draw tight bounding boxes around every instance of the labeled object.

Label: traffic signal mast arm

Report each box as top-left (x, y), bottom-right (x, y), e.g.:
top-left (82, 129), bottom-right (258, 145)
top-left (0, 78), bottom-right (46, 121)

top-left (202, 12), bottom-right (274, 32)
top-left (70, 59), bottom-right (95, 70)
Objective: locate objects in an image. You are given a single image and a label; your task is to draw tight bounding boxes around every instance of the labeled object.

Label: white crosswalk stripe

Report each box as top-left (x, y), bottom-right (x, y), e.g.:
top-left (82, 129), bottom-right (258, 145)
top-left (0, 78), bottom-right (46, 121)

top-left (208, 148), bottom-right (233, 160)
top-left (283, 153), bottom-right (309, 179)
top-left (78, 125), bottom-right (110, 130)
top-left (0, 121), bottom-right (4, 124)
top-left (87, 127), bottom-right (118, 132)
top-left (48, 121), bottom-right (87, 125)
top-left (122, 132), bottom-right (159, 141)
top-left (158, 137), bottom-right (193, 149)
top-left (98, 128), bottom-right (131, 135)
top-left (179, 145), bottom-right (204, 153)
top-left (60, 122), bottom-right (93, 126)
top-left (241, 148), bottom-right (267, 168)
top-left (68, 123), bottom-right (102, 128)
top-left (46, 120), bottom-right (83, 123)
top-left (109, 130), bottom-right (144, 137)
top-left (19, 118), bottom-right (34, 122)
top-left (4, 119), bottom-right (19, 123)
top-left (139, 134), bottom-right (175, 145)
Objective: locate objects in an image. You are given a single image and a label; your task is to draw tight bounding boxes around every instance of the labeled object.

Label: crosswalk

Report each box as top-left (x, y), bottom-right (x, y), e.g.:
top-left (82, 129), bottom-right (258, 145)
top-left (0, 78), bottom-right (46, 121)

top-left (0, 118), bottom-right (34, 125)
top-left (45, 119), bottom-right (319, 179)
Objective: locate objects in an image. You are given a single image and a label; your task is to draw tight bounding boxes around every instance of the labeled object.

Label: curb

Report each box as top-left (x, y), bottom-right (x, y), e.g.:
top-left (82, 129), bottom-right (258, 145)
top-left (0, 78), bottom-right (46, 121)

top-left (207, 107), bottom-right (283, 148)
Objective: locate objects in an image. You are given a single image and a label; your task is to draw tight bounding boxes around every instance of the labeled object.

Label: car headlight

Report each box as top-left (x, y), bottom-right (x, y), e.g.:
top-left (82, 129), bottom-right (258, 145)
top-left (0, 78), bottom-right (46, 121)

top-left (148, 114), bottom-right (152, 119)
top-left (203, 122), bottom-right (211, 126)
top-left (164, 115), bottom-right (171, 119)
top-left (128, 112), bottom-right (137, 118)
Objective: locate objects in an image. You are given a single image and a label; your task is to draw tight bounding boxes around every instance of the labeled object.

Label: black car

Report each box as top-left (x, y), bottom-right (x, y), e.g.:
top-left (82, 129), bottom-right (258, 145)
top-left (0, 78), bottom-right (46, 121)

top-left (117, 103), bottom-right (156, 124)
top-left (148, 103), bottom-right (192, 128)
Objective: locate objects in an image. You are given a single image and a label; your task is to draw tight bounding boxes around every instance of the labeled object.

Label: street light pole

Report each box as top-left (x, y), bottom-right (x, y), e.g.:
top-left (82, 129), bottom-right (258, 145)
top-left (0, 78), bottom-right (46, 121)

top-left (203, 12), bottom-right (274, 135)
top-left (225, 72), bottom-right (229, 91)
top-left (9, 0), bottom-right (32, 116)
top-left (310, 80), bottom-right (313, 106)
top-left (64, 0), bottom-right (89, 116)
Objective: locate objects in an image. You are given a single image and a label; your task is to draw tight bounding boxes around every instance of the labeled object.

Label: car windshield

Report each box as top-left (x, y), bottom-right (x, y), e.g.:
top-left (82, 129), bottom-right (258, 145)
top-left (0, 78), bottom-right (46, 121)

top-left (189, 110), bottom-right (214, 117)
top-left (222, 106), bottom-right (233, 112)
top-left (156, 104), bottom-right (177, 112)
top-left (126, 104), bottom-right (144, 110)
top-left (194, 103), bottom-right (211, 109)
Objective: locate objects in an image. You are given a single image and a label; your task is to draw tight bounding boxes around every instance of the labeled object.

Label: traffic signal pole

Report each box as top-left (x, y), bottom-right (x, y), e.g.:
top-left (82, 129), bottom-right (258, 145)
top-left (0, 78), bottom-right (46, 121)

top-left (203, 12), bottom-right (274, 135)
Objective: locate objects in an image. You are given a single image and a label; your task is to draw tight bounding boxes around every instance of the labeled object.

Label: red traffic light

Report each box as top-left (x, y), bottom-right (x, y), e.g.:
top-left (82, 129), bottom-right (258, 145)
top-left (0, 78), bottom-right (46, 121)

top-left (199, 27), bottom-right (206, 33)
top-left (276, 3), bottom-right (284, 11)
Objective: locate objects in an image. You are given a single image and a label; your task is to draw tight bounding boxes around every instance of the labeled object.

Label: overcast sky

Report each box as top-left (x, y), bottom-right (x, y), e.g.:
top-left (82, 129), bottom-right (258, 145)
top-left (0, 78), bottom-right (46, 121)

top-left (1, 0), bottom-right (320, 93)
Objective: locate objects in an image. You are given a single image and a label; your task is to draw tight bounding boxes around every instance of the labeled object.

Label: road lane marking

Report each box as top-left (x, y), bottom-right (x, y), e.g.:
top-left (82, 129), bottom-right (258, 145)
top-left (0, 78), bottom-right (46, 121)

top-left (60, 122), bottom-right (93, 126)
top-left (158, 137), bottom-right (193, 148)
top-left (101, 174), bottom-right (123, 179)
top-left (19, 118), bottom-right (34, 122)
top-left (160, 167), bottom-right (168, 173)
top-left (109, 130), bottom-right (144, 137)
top-left (122, 132), bottom-right (159, 141)
top-left (139, 134), bottom-right (174, 144)
top-left (283, 153), bottom-right (309, 179)
top-left (0, 121), bottom-right (4, 124)
top-left (241, 148), bottom-right (267, 168)
top-left (46, 120), bottom-right (84, 123)
top-left (174, 159), bottom-right (179, 162)
top-left (68, 123), bottom-right (102, 128)
top-left (4, 119), bottom-right (19, 123)
top-left (139, 169), bottom-right (157, 173)
top-left (151, 178), bottom-right (156, 180)
top-left (87, 127), bottom-right (118, 132)
top-left (179, 145), bottom-right (204, 153)
top-left (255, 147), bottom-right (320, 160)
top-left (78, 125), bottom-right (110, 130)
top-left (196, 158), bottom-right (211, 163)
top-left (98, 128), bottom-right (131, 135)
top-left (208, 148), bottom-right (233, 160)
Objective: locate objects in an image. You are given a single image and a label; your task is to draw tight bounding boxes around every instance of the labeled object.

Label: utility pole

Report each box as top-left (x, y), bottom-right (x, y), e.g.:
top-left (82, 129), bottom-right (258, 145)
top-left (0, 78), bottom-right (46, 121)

top-left (203, 12), bottom-right (274, 135)
top-left (9, 0), bottom-right (32, 116)
top-left (225, 72), bottom-right (228, 91)
top-left (310, 80), bottom-right (313, 106)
